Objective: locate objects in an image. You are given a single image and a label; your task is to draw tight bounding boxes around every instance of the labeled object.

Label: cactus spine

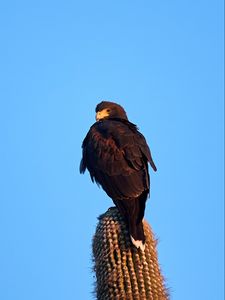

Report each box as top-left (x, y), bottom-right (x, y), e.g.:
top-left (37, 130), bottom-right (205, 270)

top-left (92, 207), bottom-right (168, 300)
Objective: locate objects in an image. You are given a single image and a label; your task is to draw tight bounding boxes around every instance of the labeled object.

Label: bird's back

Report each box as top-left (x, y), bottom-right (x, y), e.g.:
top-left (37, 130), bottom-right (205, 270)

top-left (80, 118), bottom-right (155, 201)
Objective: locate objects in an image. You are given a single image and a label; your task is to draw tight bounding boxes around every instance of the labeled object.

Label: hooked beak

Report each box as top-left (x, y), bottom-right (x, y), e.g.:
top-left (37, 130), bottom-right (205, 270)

top-left (95, 112), bottom-right (101, 121)
top-left (95, 109), bottom-right (110, 121)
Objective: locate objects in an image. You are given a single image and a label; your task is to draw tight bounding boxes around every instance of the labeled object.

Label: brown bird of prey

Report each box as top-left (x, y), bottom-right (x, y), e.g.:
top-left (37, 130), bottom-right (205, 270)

top-left (80, 101), bottom-right (157, 250)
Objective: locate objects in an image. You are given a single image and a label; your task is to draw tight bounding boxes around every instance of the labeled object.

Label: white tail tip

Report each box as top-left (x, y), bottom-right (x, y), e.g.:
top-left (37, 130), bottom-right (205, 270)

top-left (130, 235), bottom-right (145, 251)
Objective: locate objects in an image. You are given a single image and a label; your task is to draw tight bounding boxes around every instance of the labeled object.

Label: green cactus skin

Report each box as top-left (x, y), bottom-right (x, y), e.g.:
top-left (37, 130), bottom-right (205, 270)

top-left (92, 207), bottom-right (169, 300)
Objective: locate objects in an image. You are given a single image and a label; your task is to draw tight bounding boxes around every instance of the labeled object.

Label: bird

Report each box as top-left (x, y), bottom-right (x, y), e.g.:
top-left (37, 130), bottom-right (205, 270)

top-left (80, 101), bottom-right (157, 250)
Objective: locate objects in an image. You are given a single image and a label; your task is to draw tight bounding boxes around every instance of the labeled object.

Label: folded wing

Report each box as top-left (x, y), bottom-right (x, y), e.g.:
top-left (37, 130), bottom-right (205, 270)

top-left (80, 120), bottom-right (156, 200)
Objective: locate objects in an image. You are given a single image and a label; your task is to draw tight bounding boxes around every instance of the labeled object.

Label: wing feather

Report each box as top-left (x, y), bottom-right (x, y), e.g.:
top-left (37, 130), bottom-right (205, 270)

top-left (80, 120), bottom-right (156, 200)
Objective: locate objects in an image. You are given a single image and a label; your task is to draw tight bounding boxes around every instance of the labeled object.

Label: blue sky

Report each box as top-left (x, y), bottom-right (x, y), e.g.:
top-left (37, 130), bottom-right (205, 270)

top-left (0, 1), bottom-right (224, 299)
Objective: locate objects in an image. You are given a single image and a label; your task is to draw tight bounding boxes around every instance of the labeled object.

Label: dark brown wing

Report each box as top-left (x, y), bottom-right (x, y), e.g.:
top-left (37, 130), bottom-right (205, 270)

top-left (80, 119), bottom-right (156, 200)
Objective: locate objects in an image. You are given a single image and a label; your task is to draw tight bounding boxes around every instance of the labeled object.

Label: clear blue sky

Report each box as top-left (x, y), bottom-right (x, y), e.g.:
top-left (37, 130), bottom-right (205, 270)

top-left (0, 1), bottom-right (224, 299)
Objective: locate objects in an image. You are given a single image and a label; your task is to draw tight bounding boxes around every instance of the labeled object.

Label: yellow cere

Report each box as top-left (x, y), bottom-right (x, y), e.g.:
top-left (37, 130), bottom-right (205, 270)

top-left (95, 109), bottom-right (110, 121)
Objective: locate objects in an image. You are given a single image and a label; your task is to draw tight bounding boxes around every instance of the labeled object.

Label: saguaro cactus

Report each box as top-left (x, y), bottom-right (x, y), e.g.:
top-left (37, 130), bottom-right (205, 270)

top-left (92, 207), bottom-right (169, 300)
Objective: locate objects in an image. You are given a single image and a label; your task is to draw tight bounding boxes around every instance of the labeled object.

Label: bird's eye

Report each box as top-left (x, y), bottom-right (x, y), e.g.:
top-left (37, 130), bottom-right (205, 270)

top-left (106, 109), bottom-right (110, 113)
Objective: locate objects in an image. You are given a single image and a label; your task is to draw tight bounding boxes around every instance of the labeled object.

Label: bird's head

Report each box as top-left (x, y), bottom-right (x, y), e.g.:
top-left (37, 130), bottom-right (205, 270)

top-left (95, 101), bottom-right (128, 121)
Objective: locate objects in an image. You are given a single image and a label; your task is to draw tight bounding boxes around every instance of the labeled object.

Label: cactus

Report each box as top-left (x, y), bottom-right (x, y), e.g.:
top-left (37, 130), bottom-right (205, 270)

top-left (92, 207), bottom-right (169, 300)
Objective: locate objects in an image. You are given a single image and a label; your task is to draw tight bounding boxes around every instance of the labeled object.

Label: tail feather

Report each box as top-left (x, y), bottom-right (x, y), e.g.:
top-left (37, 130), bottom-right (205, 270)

top-left (130, 235), bottom-right (145, 251)
top-left (113, 191), bottom-right (148, 250)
